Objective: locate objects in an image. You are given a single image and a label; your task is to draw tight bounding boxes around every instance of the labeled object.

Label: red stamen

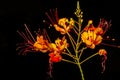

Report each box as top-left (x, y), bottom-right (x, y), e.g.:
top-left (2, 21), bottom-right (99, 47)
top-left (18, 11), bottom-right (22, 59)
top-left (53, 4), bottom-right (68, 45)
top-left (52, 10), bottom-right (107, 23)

top-left (50, 9), bottom-right (56, 24)
top-left (45, 12), bottom-right (55, 25)
top-left (25, 28), bottom-right (33, 42)
top-left (101, 43), bottom-right (120, 48)
top-left (55, 8), bottom-right (59, 22)
top-left (24, 24), bottom-right (36, 42)
top-left (43, 29), bottom-right (51, 43)
top-left (17, 31), bottom-right (28, 42)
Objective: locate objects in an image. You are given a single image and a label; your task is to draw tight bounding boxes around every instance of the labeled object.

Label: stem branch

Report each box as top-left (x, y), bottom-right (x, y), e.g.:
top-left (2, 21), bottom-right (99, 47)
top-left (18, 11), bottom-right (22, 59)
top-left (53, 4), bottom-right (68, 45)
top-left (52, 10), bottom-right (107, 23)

top-left (80, 53), bottom-right (98, 64)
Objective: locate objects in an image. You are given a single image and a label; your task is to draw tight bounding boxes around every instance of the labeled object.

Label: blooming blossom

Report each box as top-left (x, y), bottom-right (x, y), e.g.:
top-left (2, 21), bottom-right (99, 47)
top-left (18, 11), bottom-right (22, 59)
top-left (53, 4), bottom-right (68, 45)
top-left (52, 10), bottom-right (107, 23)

top-left (81, 31), bottom-right (102, 49)
top-left (45, 9), bottom-right (75, 34)
top-left (33, 35), bottom-right (49, 53)
top-left (48, 36), bottom-right (68, 63)
top-left (54, 18), bottom-right (74, 34)
top-left (47, 36), bottom-right (68, 77)
top-left (81, 19), bottom-right (110, 49)
top-left (55, 36), bottom-right (68, 51)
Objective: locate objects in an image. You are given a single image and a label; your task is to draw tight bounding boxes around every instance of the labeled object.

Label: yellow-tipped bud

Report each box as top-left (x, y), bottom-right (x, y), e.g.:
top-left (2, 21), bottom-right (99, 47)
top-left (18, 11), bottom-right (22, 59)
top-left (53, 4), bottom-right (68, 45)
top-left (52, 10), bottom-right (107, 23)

top-left (88, 20), bottom-right (93, 24)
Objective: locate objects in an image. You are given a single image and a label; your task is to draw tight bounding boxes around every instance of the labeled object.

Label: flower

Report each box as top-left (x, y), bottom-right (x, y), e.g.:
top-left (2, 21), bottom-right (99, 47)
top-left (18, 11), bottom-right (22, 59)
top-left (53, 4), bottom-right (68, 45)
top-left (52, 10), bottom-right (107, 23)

top-left (55, 36), bottom-right (68, 51)
top-left (81, 31), bottom-right (102, 49)
top-left (81, 19), bottom-right (110, 49)
top-left (33, 35), bottom-right (49, 53)
top-left (48, 36), bottom-right (68, 52)
top-left (53, 18), bottom-right (75, 34)
top-left (48, 36), bottom-right (68, 63)
top-left (45, 9), bottom-right (75, 34)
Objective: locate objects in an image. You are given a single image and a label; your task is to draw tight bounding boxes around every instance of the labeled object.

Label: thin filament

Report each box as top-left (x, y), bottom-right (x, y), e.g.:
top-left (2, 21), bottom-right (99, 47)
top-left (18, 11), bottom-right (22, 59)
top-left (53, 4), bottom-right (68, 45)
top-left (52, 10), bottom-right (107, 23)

top-left (24, 24), bottom-right (35, 42)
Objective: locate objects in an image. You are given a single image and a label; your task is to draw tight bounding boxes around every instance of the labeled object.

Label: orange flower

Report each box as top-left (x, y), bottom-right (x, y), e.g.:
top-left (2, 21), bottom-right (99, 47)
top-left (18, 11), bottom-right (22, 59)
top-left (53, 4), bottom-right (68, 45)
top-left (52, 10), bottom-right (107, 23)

top-left (55, 36), bottom-right (68, 51)
top-left (48, 36), bottom-right (68, 52)
top-left (81, 31), bottom-right (102, 49)
top-left (54, 18), bottom-right (74, 34)
top-left (81, 20), bottom-right (106, 49)
top-left (45, 9), bottom-right (74, 34)
top-left (48, 36), bottom-right (68, 63)
top-left (33, 35), bottom-right (49, 53)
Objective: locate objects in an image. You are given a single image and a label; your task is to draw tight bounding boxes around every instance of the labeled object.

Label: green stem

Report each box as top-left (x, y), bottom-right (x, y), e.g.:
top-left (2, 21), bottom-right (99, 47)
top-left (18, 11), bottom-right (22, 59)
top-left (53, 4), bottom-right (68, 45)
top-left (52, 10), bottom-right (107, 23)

top-left (79, 47), bottom-right (87, 59)
top-left (66, 48), bottom-right (72, 55)
top-left (67, 32), bottom-right (76, 52)
top-left (80, 53), bottom-right (98, 64)
top-left (62, 59), bottom-right (77, 64)
top-left (76, 15), bottom-right (82, 44)
top-left (77, 63), bottom-right (85, 80)
top-left (62, 52), bottom-right (76, 59)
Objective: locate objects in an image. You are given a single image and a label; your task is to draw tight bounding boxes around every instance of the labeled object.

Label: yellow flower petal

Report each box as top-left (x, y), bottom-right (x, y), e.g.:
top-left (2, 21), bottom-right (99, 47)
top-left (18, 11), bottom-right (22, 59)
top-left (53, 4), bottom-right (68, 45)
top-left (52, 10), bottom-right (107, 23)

top-left (81, 32), bottom-right (89, 42)
top-left (49, 43), bottom-right (58, 51)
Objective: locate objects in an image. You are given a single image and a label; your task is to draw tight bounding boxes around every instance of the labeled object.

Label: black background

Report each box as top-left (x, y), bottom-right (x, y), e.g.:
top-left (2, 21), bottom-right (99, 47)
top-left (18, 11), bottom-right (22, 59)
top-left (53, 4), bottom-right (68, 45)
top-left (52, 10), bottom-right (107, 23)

top-left (0, 0), bottom-right (120, 80)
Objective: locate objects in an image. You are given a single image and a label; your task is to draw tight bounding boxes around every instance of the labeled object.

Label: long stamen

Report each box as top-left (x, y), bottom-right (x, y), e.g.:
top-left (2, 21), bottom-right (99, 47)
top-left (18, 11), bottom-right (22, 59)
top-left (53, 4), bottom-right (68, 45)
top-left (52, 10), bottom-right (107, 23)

top-left (45, 12), bottom-right (55, 25)
top-left (43, 29), bottom-right (51, 43)
top-left (25, 28), bottom-right (33, 42)
top-left (24, 24), bottom-right (35, 42)
top-left (55, 8), bottom-right (59, 22)
top-left (101, 43), bottom-right (120, 48)
top-left (50, 9), bottom-right (56, 24)
top-left (21, 32), bottom-right (30, 42)
top-left (17, 30), bottom-right (28, 42)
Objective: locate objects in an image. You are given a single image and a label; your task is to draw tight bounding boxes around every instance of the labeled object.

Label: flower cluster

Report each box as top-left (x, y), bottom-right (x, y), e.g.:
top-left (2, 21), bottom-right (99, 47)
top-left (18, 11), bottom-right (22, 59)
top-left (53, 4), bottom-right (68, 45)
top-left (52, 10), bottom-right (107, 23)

top-left (16, 1), bottom-right (119, 80)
